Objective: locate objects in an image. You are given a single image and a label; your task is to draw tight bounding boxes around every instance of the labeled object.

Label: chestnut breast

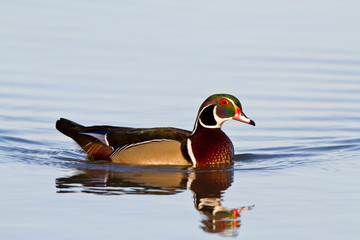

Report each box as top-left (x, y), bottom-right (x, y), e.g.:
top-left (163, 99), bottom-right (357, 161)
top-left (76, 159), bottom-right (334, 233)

top-left (190, 128), bottom-right (234, 166)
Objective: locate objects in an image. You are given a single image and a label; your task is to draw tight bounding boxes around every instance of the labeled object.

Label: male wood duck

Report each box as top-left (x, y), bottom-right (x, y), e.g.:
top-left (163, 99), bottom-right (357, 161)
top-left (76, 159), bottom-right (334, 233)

top-left (56, 94), bottom-right (255, 166)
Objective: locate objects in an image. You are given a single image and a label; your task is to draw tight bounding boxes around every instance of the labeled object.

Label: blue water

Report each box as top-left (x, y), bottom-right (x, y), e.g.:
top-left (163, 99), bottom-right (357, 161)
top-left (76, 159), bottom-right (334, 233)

top-left (1, 1), bottom-right (360, 239)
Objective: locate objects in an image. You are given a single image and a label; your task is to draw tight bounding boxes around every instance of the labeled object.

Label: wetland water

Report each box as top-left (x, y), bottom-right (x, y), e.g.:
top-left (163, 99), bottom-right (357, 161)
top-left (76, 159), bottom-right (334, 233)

top-left (1, 1), bottom-right (360, 239)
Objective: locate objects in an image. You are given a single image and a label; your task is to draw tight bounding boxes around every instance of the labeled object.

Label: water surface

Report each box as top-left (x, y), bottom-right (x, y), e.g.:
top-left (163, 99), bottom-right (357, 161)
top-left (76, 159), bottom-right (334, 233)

top-left (1, 1), bottom-right (360, 239)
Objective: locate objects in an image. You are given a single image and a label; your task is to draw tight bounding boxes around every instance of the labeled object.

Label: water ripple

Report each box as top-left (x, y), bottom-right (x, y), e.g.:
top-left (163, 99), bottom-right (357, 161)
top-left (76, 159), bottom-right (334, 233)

top-left (233, 137), bottom-right (360, 170)
top-left (0, 135), bottom-right (44, 145)
top-left (1, 130), bottom-right (358, 173)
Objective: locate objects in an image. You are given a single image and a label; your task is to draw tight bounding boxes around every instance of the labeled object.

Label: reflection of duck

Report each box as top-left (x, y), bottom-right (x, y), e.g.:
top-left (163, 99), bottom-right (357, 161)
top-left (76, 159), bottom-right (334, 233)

top-left (56, 166), bottom-right (254, 236)
top-left (190, 169), bottom-right (254, 236)
top-left (57, 167), bottom-right (188, 195)
top-left (56, 94), bottom-right (255, 166)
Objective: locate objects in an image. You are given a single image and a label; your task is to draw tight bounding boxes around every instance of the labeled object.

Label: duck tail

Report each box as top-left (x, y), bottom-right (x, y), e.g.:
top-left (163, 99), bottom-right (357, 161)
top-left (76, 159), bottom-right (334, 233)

top-left (56, 118), bottom-right (85, 138)
top-left (56, 118), bottom-right (113, 161)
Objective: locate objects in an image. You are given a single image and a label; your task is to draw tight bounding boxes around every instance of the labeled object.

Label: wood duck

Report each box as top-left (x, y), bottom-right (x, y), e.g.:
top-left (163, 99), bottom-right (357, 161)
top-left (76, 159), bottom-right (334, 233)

top-left (56, 94), bottom-right (255, 166)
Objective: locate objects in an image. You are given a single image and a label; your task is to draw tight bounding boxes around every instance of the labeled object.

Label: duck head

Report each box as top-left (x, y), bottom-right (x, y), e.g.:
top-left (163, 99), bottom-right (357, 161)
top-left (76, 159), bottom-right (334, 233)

top-left (194, 94), bottom-right (255, 130)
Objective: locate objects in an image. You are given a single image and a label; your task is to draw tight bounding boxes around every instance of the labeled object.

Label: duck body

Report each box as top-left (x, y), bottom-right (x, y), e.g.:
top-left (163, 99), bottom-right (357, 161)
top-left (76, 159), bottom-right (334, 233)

top-left (56, 120), bottom-right (192, 165)
top-left (56, 94), bottom-right (255, 166)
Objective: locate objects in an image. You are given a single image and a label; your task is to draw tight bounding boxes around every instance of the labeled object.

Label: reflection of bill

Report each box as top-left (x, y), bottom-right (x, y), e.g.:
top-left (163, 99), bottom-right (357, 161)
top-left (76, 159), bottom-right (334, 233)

top-left (190, 168), bottom-right (254, 237)
top-left (56, 166), bottom-right (254, 236)
top-left (197, 199), bottom-right (254, 237)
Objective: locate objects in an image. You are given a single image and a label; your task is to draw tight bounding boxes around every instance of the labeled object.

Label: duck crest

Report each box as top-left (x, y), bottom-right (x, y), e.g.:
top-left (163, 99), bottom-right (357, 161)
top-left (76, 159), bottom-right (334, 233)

top-left (189, 126), bottom-right (234, 166)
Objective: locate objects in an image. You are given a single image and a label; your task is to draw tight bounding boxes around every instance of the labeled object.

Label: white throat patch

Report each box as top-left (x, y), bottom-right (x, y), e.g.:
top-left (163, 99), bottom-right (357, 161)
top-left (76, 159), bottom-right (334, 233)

top-left (198, 106), bottom-right (232, 129)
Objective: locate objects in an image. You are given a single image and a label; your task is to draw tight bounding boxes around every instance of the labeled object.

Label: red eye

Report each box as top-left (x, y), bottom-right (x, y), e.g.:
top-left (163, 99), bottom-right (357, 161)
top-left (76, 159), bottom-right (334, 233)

top-left (220, 98), bottom-right (229, 106)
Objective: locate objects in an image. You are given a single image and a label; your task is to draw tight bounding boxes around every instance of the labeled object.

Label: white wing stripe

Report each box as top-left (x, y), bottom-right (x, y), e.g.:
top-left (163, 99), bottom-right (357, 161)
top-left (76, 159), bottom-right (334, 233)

top-left (81, 132), bottom-right (107, 145)
top-left (110, 139), bottom-right (171, 157)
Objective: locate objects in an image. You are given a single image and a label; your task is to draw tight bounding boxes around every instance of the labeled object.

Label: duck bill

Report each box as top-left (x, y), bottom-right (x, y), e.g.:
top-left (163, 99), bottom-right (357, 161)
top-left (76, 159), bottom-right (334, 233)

top-left (234, 106), bottom-right (255, 126)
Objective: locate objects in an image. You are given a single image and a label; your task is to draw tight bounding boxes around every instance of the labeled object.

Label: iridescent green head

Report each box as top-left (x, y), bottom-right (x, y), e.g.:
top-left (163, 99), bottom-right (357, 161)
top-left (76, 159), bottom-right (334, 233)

top-left (195, 94), bottom-right (255, 129)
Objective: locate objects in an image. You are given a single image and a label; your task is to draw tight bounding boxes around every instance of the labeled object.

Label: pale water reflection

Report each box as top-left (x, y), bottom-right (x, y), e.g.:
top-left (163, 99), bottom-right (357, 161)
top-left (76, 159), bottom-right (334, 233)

top-left (56, 165), bottom-right (254, 237)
